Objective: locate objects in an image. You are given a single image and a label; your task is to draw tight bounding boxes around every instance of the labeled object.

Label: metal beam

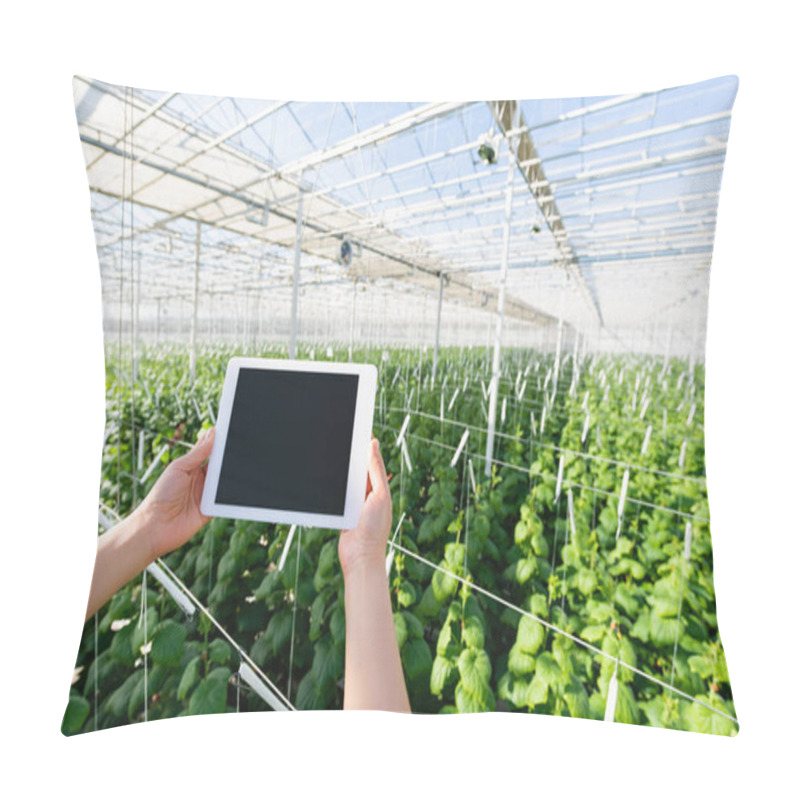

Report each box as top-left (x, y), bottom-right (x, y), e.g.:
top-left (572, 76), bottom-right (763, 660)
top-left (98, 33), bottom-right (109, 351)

top-left (488, 100), bottom-right (603, 326)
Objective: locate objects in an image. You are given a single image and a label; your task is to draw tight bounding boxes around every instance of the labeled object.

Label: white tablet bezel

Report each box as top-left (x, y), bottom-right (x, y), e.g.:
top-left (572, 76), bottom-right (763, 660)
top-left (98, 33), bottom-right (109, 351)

top-left (200, 357), bottom-right (377, 530)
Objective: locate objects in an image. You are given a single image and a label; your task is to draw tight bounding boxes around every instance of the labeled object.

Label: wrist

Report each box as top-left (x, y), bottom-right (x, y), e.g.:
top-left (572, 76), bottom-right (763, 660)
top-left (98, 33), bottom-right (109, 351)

top-left (341, 549), bottom-right (386, 582)
top-left (130, 501), bottom-right (162, 563)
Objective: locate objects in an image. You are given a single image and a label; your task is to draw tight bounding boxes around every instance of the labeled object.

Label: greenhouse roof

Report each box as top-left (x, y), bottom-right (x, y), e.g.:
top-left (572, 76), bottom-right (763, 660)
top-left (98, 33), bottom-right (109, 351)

top-left (74, 74), bottom-right (736, 349)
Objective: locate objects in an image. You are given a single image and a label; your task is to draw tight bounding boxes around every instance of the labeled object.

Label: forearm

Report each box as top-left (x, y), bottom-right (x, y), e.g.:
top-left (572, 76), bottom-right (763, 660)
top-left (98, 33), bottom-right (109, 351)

top-left (85, 509), bottom-right (156, 622)
top-left (342, 556), bottom-right (411, 713)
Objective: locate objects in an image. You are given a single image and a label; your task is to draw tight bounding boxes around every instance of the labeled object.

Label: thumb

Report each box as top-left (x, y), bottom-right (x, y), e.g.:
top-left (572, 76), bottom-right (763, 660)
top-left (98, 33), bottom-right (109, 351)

top-left (366, 438), bottom-right (388, 498)
top-left (175, 427), bottom-right (215, 471)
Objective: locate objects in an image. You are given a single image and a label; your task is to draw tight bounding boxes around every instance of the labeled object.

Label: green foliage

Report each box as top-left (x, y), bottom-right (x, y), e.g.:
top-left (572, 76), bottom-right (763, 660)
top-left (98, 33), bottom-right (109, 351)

top-left (68, 345), bottom-right (735, 736)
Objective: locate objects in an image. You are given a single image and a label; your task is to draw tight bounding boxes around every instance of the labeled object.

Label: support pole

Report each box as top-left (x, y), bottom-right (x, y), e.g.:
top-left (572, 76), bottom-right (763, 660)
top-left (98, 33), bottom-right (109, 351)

top-left (189, 219), bottom-right (201, 382)
top-left (289, 191), bottom-right (304, 359)
top-left (348, 279), bottom-right (357, 361)
top-left (485, 146), bottom-right (516, 476)
top-left (432, 271), bottom-right (444, 389)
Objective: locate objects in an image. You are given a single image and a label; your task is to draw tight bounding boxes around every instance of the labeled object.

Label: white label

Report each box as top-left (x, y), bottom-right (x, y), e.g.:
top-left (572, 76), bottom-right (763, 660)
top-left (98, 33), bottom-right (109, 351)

top-left (639, 396), bottom-right (650, 421)
top-left (391, 367), bottom-right (401, 387)
top-left (481, 379), bottom-right (488, 401)
top-left (463, 375), bottom-right (468, 392)
top-left (641, 424), bottom-right (652, 456)
top-left (517, 380), bottom-right (527, 402)
top-left (605, 664), bottom-right (619, 723)
top-left (401, 438), bottom-right (413, 472)
top-left (677, 372), bottom-right (685, 391)
top-left (684, 521), bottom-right (693, 561)
top-left (617, 469), bottom-right (630, 521)
top-left (555, 454), bottom-right (564, 502)
top-left (540, 404), bottom-right (547, 433)
top-left (146, 562), bottom-right (195, 618)
top-left (440, 392), bottom-right (445, 421)
top-left (450, 429), bottom-right (470, 468)
top-left (448, 388), bottom-right (460, 412)
top-left (468, 458), bottom-right (478, 495)
top-left (239, 662), bottom-right (288, 712)
top-left (277, 525), bottom-right (297, 572)
top-left (687, 403), bottom-right (696, 426)
top-left (141, 444), bottom-right (170, 484)
top-left (407, 387), bottom-right (415, 408)
top-left (396, 413), bottom-right (411, 446)
top-left (137, 429), bottom-right (145, 472)
top-left (631, 389), bottom-right (637, 414)
top-left (515, 370), bottom-right (521, 396)
top-left (530, 411), bottom-right (537, 437)
top-left (501, 397), bottom-right (507, 424)
top-left (679, 439), bottom-right (687, 469)
top-left (582, 391), bottom-right (589, 412)
top-left (581, 414), bottom-right (590, 444)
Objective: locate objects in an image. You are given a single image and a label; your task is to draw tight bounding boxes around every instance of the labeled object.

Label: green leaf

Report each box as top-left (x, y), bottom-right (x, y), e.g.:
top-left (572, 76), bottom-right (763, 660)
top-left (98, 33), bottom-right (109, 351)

top-left (563, 678), bottom-right (590, 719)
top-left (430, 655), bottom-right (455, 697)
top-left (262, 609), bottom-right (294, 657)
top-left (650, 613), bottom-right (680, 648)
top-left (401, 611), bottom-right (424, 640)
top-left (313, 540), bottom-right (338, 591)
top-left (508, 644), bottom-right (537, 676)
top-left (189, 673), bottom-right (229, 715)
top-left (517, 616), bottom-right (545, 654)
top-left (525, 673), bottom-right (548, 707)
top-left (417, 584), bottom-right (442, 618)
top-left (330, 606), bottom-right (346, 646)
top-left (462, 616), bottom-right (485, 650)
top-left (394, 612), bottom-right (408, 651)
top-left (432, 568), bottom-right (458, 603)
top-left (455, 681), bottom-right (494, 713)
top-left (458, 648), bottom-right (492, 694)
top-left (402, 638), bottom-right (433, 682)
top-left (614, 683), bottom-right (640, 725)
top-left (309, 592), bottom-right (327, 641)
top-left (576, 569), bottom-right (597, 597)
top-left (515, 556), bottom-right (538, 585)
top-left (310, 637), bottom-right (343, 688)
top-left (177, 656), bottom-right (201, 701)
top-left (216, 550), bottom-right (238, 583)
top-left (61, 695), bottom-right (90, 735)
top-left (150, 620), bottom-right (187, 667)
top-left (688, 654), bottom-right (714, 679)
top-left (535, 652), bottom-right (561, 688)
top-left (208, 638), bottom-right (232, 665)
top-left (580, 625), bottom-right (606, 643)
top-left (396, 580), bottom-right (417, 608)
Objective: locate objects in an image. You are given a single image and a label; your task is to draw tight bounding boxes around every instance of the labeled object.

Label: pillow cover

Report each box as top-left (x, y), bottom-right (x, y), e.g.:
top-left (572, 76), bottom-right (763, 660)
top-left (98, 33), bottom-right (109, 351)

top-left (63, 75), bottom-right (738, 736)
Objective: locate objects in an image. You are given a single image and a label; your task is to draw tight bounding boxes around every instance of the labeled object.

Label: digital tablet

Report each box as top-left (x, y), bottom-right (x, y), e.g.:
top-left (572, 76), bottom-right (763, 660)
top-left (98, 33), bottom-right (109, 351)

top-left (200, 358), bottom-right (378, 530)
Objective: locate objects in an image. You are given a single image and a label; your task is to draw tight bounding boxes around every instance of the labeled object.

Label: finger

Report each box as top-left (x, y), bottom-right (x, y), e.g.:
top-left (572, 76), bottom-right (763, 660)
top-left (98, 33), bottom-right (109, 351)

top-left (366, 438), bottom-right (389, 498)
top-left (174, 427), bottom-right (215, 472)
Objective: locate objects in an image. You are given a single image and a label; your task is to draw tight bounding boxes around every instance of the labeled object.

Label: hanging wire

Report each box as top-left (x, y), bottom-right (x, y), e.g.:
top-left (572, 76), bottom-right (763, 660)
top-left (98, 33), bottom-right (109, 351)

top-left (387, 539), bottom-right (736, 725)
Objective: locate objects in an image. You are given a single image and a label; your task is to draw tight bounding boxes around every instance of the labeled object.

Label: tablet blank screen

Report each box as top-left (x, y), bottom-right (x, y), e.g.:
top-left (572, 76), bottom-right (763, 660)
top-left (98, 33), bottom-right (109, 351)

top-left (215, 368), bottom-right (359, 516)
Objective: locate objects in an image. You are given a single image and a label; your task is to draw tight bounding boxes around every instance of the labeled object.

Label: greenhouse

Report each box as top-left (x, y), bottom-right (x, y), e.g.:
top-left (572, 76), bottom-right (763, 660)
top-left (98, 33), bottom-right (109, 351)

top-left (63, 74), bottom-right (738, 735)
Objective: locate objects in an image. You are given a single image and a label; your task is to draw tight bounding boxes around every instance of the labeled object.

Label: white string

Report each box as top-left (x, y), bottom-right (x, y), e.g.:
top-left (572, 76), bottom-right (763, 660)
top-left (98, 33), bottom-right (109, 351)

top-left (387, 543), bottom-right (736, 724)
top-left (287, 527), bottom-right (302, 702)
top-left (154, 557), bottom-right (295, 710)
top-left (386, 406), bottom-right (705, 485)
top-left (388, 428), bottom-right (709, 524)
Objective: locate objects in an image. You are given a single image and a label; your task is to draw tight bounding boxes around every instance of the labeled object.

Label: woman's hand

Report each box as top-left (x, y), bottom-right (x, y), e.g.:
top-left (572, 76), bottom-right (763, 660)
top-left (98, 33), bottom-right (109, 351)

top-left (338, 437), bottom-right (392, 578)
top-left (137, 427), bottom-right (215, 562)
